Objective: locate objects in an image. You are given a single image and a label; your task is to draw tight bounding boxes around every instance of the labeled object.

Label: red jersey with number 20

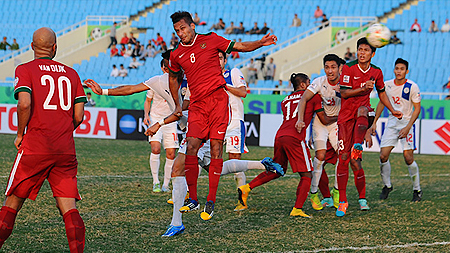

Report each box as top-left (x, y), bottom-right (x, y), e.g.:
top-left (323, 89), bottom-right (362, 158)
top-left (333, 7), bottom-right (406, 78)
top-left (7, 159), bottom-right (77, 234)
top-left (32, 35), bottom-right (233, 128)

top-left (13, 58), bottom-right (87, 155)
top-left (338, 60), bottom-right (385, 124)
top-left (168, 32), bottom-right (234, 103)
top-left (276, 90), bottom-right (323, 140)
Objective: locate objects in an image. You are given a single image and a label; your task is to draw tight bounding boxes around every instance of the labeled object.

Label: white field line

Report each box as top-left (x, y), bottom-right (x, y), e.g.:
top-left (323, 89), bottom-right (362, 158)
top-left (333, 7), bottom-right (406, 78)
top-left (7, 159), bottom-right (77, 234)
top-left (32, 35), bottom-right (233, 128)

top-left (288, 241), bottom-right (450, 252)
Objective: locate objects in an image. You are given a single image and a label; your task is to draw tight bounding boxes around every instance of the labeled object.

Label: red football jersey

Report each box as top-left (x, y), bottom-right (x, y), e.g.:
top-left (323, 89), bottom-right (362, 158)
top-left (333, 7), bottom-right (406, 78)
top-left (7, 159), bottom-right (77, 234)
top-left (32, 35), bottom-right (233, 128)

top-left (168, 32), bottom-right (234, 103)
top-left (275, 90), bottom-right (323, 140)
top-left (13, 58), bottom-right (87, 155)
top-left (338, 60), bottom-right (385, 124)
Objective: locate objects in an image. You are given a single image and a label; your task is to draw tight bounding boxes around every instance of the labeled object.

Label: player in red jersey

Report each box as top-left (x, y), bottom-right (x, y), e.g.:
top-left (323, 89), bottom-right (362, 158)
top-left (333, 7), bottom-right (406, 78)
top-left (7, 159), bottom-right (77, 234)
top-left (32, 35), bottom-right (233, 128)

top-left (166, 11), bottom-right (277, 221)
top-left (335, 37), bottom-right (402, 217)
top-left (0, 28), bottom-right (87, 252)
top-left (237, 73), bottom-right (337, 218)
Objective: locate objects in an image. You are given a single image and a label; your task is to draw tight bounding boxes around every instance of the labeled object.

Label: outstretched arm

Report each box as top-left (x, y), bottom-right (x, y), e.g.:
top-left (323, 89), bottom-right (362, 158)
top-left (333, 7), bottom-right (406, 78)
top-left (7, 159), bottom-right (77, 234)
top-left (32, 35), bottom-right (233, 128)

top-left (398, 102), bottom-right (420, 139)
top-left (378, 90), bottom-right (403, 119)
top-left (315, 110), bottom-right (338, 126)
top-left (295, 89), bottom-right (315, 133)
top-left (370, 101), bottom-right (385, 135)
top-left (232, 33), bottom-right (277, 52)
top-left (84, 79), bottom-right (148, 96)
top-left (168, 71), bottom-right (182, 117)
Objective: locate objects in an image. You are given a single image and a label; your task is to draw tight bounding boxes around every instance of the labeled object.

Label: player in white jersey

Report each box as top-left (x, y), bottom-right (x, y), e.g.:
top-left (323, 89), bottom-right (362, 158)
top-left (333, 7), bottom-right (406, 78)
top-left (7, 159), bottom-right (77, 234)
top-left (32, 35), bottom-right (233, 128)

top-left (144, 60), bottom-right (179, 193)
top-left (297, 54), bottom-right (342, 210)
top-left (370, 58), bottom-right (422, 202)
top-left (218, 51), bottom-right (250, 211)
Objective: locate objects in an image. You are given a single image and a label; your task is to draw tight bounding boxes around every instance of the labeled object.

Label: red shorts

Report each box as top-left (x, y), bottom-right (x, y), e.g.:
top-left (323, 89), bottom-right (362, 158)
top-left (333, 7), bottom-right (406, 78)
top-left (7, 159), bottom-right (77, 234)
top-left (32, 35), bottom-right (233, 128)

top-left (325, 141), bottom-right (338, 165)
top-left (187, 88), bottom-right (230, 140)
top-left (5, 151), bottom-right (81, 201)
top-left (273, 136), bottom-right (313, 173)
top-left (337, 119), bottom-right (356, 155)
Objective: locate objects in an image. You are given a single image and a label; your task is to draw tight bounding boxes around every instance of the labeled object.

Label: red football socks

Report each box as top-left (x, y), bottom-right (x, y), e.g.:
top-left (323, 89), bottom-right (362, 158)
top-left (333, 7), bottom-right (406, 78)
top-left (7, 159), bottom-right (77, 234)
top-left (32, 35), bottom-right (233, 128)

top-left (248, 171), bottom-right (280, 189)
top-left (319, 169), bottom-right (331, 198)
top-left (294, 177), bottom-right (312, 209)
top-left (206, 159), bottom-right (223, 202)
top-left (63, 209), bottom-right (85, 253)
top-left (354, 168), bottom-right (366, 199)
top-left (354, 115), bottom-right (368, 144)
top-left (0, 206), bottom-right (18, 248)
top-left (185, 155), bottom-right (199, 201)
top-left (337, 156), bottom-right (350, 203)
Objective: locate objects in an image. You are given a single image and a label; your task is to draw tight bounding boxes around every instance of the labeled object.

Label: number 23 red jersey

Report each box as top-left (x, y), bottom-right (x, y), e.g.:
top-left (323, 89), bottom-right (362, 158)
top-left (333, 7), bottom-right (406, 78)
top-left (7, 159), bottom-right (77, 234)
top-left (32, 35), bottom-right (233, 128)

top-left (14, 58), bottom-right (87, 155)
top-left (276, 90), bottom-right (323, 140)
top-left (168, 32), bottom-right (234, 103)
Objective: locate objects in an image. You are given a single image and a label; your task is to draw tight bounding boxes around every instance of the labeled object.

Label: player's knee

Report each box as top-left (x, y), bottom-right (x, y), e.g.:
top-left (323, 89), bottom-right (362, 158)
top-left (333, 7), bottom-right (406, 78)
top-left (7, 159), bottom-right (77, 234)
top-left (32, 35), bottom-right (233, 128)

top-left (340, 152), bottom-right (349, 161)
top-left (315, 151), bottom-right (326, 161)
top-left (166, 149), bottom-right (176, 160)
top-left (151, 148), bottom-right (161, 154)
top-left (379, 153), bottom-right (389, 163)
top-left (404, 154), bottom-right (414, 165)
top-left (357, 106), bottom-right (368, 117)
top-left (350, 159), bottom-right (361, 171)
top-left (228, 153), bottom-right (241, 160)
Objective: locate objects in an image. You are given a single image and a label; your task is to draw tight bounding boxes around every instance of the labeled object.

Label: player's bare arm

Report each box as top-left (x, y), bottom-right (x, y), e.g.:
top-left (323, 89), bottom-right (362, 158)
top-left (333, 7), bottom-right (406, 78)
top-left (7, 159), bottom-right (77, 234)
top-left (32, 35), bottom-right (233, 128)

top-left (143, 96), bottom-right (152, 126)
top-left (315, 110), bottom-right (338, 125)
top-left (14, 92), bottom-right (31, 150)
top-left (232, 33), bottom-right (278, 52)
top-left (398, 101), bottom-right (420, 138)
top-left (227, 86), bottom-right (247, 98)
top-left (371, 100), bottom-right (386, 135)
top-left (84, 79), bottom-right (149, 96)
top-left (340, 80), bottom-right (374, 99)
top-left (145, 97), bottom-right (190, 137)
top-left (168, 71), bottom-right (182, 117)
top-left (73, 102), bottom-right (85, 130)
top-left (378, 90), bottom-right (403, 119)
top-left (295, 89), bottom-right (315, 132)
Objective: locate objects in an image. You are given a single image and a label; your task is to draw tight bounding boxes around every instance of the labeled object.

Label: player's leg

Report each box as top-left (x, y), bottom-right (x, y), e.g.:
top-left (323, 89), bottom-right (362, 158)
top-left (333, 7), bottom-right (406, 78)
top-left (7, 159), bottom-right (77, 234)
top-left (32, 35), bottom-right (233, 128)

top-left (310, 149), bottom-right (326, 211)
top-left (161, 124), bottom-right (179, 192)
top-left (222, 160), bottom-right (265, 175)
top-left (149, 138), bottom-right (162, 193)
top-left (320, 144), bottom-right (338, 208)
top-left (184, 137), bottom-right (202, 203)
top-left (55, 197), bottom-right (85, 253)
top-left (336, 121), bottom-right (353, 217)
top-left (291, 172), bottom-right (312, 218)
top-left (351, 106), bottom-right (369, 159)
top-left (349, 158), bottom-right (369, 210)
top-left (48, 155), bottom-right (85, 253)
top-left (379, 146), bottom-right (394, 199)
top-left (0, 195), bottom-right (24, 248)
top-left (404, 147), bottom-right (422, 202)
top-left (226, 120), bottom-right (248, 188)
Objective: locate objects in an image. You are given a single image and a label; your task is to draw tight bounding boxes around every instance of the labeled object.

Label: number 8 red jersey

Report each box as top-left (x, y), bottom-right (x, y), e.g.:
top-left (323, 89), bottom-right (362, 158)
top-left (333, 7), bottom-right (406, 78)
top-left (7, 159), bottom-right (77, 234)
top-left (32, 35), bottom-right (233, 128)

top-left (275, 90), bottom-right (323, 140)
top-left (13, 58), bottom-right (87, 155)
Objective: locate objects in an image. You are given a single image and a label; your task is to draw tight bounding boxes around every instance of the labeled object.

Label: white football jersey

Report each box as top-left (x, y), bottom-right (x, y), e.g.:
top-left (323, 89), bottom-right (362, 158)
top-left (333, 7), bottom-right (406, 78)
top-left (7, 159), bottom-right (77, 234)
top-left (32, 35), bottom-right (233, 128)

top-left (143, 73), bottom-right (175, 112)
top-left (224, 68), bottom-right (246, 121)
top-left (146, 88), bottom-right (172, 121)
top-left (384, 79), bottom-right (421, 127)
top-left (308, 75), bottom-right (341, 116)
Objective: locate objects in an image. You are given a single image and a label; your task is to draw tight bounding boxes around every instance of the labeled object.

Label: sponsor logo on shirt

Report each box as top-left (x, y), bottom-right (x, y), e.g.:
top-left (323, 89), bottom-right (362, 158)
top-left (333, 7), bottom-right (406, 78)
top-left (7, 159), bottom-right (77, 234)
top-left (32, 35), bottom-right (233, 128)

top-left (343, 75), bottom-right (350, 83)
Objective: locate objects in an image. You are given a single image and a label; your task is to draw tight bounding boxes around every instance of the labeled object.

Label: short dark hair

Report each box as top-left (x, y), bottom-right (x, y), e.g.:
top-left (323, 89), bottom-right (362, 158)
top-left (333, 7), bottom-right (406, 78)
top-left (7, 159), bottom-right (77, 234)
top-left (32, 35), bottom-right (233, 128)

top-left (218, 50), bottom-right (226, 59)
top-left (161, 50), bottom-right (171, 60)
top-left (87, 92), bottom-right (91, 95)
top-left (290, 73), bottom-right (309, 90)
top-left (395, 58), bottom-right (409, 69)
top-left (170, 11), bottom-right (194, 25)
top-left (120, 64), bottom-right (124, 67)
top-left (323, 54), bottom-right (343, 66)
top-left (357, 37), bottom-right (376, 53)
top-left (112, 64), bottom-right (116, 68)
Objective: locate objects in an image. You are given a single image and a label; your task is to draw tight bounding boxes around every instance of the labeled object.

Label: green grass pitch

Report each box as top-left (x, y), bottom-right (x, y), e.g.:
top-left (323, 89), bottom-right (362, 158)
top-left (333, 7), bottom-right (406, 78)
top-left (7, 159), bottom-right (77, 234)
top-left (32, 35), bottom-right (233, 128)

top-left (0, 134), bottom-right (449, 252)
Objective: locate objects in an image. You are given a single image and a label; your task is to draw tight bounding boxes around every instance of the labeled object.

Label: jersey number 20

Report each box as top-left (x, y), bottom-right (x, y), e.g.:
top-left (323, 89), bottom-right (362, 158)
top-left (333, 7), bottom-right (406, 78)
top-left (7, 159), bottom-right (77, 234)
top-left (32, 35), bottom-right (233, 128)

top-left (41, 75), bottom-right (72, 111)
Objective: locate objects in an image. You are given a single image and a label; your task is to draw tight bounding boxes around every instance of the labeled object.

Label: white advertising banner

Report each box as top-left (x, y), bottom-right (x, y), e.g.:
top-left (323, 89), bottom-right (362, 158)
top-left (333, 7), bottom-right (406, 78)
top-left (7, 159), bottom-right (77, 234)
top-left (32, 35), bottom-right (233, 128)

top-left (258, 113), bottom-right (312, 147)
top-left (420, 120), bottom-right (450, 155)
top-left (365, 118), bottom-right (420, 154)
top-left (0, 104), bottom-right (117, 139)
top-left (74, 107), bottom-right (117, 139)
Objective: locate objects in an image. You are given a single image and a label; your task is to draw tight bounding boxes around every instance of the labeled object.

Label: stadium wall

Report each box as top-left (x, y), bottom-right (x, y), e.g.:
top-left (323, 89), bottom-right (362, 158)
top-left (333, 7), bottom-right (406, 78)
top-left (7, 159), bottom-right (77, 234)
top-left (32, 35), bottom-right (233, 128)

top-left (1, 104), bottom-right (449, 156)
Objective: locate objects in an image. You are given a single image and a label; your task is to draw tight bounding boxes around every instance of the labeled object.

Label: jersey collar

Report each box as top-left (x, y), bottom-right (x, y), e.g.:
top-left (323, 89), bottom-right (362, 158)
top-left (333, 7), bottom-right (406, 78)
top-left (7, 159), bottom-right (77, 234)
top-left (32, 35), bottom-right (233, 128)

top-left (37, 57), bottom-right (52, 60)
top-left (180, 33), bottom-right (198, 47)
top-left (357, 63), bottom-right (371, 74)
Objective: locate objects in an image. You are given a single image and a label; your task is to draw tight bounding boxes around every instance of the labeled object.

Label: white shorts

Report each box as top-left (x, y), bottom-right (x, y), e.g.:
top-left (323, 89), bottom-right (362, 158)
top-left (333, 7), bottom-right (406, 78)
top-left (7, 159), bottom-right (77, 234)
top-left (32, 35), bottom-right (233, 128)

top-left (312, 116), bottom-right (338, 151)
top-left (225, 119), bottom-right (248, 154)
top-left (148, 122), bottom-right (179, 149)
top-left (380, 124), bottom-right (415, 151)
top-left (178, 137), bottom-right (211, 168)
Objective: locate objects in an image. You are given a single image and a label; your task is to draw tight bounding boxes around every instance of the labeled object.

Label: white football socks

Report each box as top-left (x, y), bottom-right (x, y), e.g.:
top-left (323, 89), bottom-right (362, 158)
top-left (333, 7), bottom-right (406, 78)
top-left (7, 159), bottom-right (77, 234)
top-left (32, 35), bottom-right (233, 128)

top-left (380, 160), bottom-right (392, 188)
top-left (333, 163), bottom-right (339, 190)
top-left (222, 160), bottom-right (265, 175)
top-left (170, 176), bottom-right (187, 227)
top-left (150, 153), bottom-right (160, 185)
top-left (311, 157), bottom-right (324, 193)
top-left (408, 161), bottom-right (421, 191)
top-left (234, 172), bottom-right (246, 188)
top-left (163, 158), bottom-right (174, 189)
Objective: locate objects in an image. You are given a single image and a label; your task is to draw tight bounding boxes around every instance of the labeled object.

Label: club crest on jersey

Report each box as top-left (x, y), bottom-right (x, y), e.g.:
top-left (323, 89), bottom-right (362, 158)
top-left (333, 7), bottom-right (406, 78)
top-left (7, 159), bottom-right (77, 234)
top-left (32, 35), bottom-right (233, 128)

top-left (223, 72), bottom-right (230, 78)
top-left (200, 43), bottom-right (207, 49)
top-left (343, 75), bottom-right (350, 83)
top-left (403, 87), bottom-right (410, 94)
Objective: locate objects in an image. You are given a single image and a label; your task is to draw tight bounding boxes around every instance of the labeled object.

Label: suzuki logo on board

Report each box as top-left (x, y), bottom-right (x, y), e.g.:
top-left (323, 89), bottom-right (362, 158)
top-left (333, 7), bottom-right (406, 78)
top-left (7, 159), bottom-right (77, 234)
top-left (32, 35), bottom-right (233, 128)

top-left (434, 122), bottom-right (450, 153)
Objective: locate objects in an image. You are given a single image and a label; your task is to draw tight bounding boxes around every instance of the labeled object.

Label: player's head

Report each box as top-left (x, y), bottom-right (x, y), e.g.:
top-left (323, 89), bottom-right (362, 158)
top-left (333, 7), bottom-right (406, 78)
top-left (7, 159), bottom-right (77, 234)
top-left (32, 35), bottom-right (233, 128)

top-left (161, 50), bottom-right (171, 73)
top-left (170, 11), bottom-right (196, 45)
top-left (31, 27), bottom-right (57, 59)
top-left (218, 51), bottom-right (227, 72)
top-left (394, 58), bottom-right (409, 81)
top-left (323, 54), bottom-right (343, 83)
top-left (290, 73), bottom-right (310, 91)
top-left (356, 37), bottom-right (376, 64)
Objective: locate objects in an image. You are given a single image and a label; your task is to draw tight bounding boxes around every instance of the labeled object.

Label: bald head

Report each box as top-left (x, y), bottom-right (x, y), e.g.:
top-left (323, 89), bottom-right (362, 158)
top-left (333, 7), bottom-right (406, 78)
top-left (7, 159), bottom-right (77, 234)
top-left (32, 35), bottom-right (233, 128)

top-left (32, 27), bottom-right (57, 59)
